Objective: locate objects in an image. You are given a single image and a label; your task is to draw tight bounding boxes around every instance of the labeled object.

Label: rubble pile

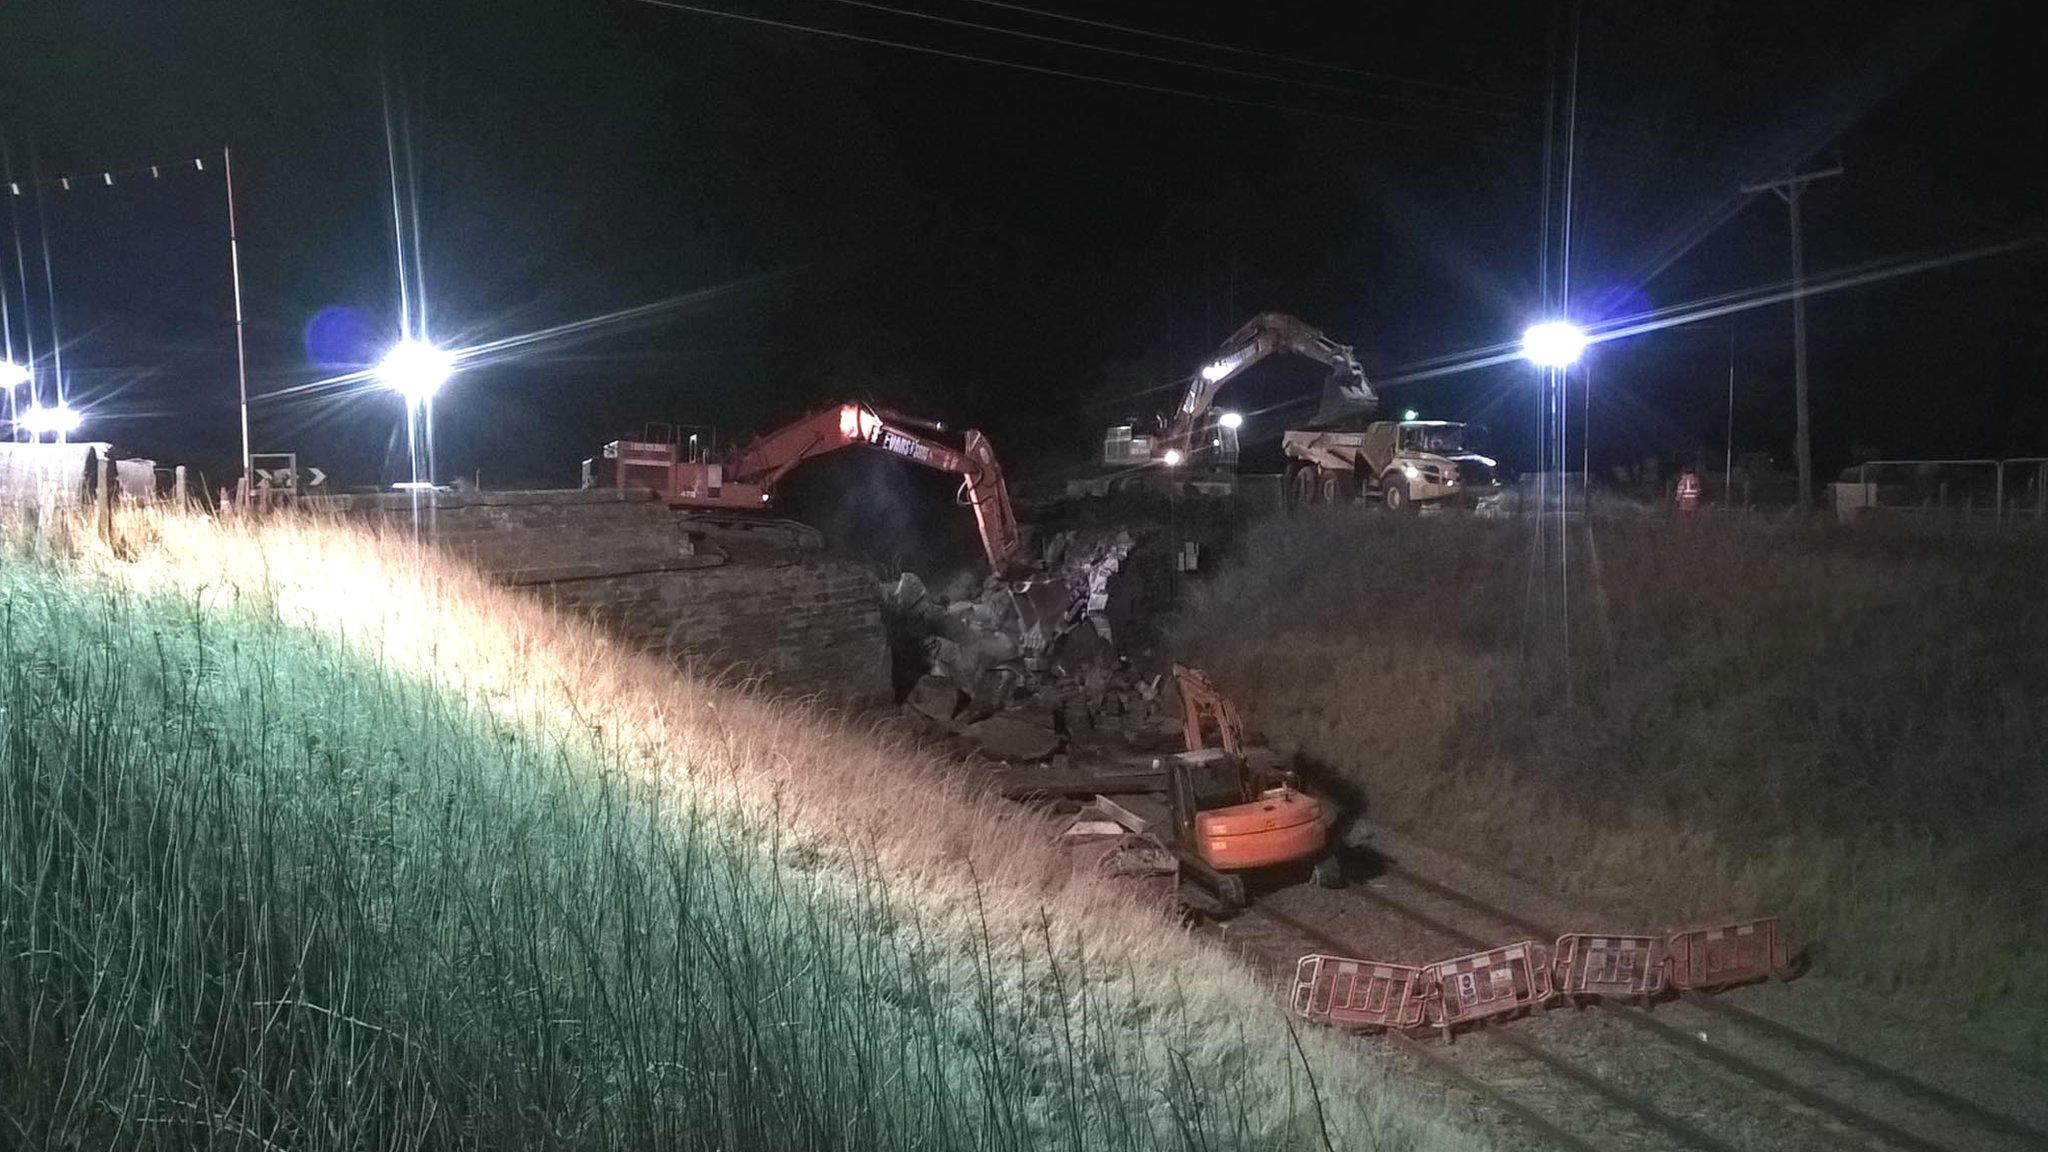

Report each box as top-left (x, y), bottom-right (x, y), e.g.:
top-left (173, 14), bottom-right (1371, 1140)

top-left (882, 526), bottom-right (1182, 761)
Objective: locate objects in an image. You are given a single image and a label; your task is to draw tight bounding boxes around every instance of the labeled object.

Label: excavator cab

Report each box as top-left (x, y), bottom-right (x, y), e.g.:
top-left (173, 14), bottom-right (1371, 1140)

top-left (1166, 665), bottom-right (1339, 908)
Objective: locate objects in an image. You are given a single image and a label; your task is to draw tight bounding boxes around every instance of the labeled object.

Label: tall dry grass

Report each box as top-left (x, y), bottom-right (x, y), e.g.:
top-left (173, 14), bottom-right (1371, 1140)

top-left (0, 508), bottom-right (1463, 1150)
top-left (1177, 508), bottom-right (2048, 1042)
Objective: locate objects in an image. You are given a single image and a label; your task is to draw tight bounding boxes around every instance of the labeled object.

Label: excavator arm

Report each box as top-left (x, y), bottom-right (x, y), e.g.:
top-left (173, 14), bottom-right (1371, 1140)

top-left (837, 406), bottom-right (1025, 576)
top-left (1163, 312), bottom-right (1375, 454)
top-left (657, 402), bottom-right (1026, 575)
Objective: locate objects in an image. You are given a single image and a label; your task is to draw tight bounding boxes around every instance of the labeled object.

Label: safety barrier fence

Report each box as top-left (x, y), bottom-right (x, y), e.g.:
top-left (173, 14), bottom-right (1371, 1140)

top-left (1295, 916), bottom-right (1795, 1040)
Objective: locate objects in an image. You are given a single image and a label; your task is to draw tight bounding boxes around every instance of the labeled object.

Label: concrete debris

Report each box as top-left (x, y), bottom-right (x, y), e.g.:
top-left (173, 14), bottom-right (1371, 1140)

top-left (1098, 834), bottom-right (1178, 879)
top-left (907, 673), bottom-right (964, 725)
top-left (882, 526), bottom-right (1150, 763)
top-left (964, 713), bottom-right (1061, 762)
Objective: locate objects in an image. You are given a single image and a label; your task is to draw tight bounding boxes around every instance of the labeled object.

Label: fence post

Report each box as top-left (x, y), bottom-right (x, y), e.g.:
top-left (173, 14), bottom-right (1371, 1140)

top-left (96, 453), bottom-right (113, 543)
top-left (174, 465), bottom-right (188, 510)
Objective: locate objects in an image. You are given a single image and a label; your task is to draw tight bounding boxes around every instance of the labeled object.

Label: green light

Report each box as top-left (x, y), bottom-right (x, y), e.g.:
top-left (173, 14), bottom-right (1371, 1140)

top-left (1401, 409), bottom-right (1419, 421)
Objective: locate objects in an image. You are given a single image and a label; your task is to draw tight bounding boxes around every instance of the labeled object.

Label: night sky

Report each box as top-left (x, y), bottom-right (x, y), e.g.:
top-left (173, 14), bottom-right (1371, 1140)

top-left (2, 0), bottom-right (2043, 515)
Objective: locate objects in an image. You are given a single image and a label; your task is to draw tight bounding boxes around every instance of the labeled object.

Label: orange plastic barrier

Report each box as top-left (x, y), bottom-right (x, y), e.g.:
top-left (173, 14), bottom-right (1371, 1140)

top-left (1665, 917), bottom-right (1796, 991)
top-left (1552, 933), bottom-right (1667, 1000)
top-left (1292, 954), bottom-right (1431, 1031)
top-left (1423, 940), bottom-right (1553, 1034)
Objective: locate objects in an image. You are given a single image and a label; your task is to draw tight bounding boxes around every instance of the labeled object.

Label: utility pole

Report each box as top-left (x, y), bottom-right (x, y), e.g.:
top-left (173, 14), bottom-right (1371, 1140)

top-left (223, 145), bottom-right (253, 502)
top-left (1741, 165), bottom-right (1841, 510)
top-left (1724, 328), bottom-right (1737, 509)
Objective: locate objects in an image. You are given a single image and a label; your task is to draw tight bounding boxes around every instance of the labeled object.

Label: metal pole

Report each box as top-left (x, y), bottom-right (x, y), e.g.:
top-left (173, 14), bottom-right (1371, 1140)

top-left (224, 146), bottom-right (253, 503)
top-left (1581, 362), bottom-right (1590, 493)
top-left (29, 146), bottom-right (66, 435)
top-left (2, 137), bottom-right (37, 438)
top-left (0, 181), bottom-right (13, 440)
top-left (1724, 329), bottom-right (1736, 509)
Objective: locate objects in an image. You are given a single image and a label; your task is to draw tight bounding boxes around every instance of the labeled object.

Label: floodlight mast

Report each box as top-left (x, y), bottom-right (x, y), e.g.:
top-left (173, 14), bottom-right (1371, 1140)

top-left (376, 338), bottom-right (454, 404)
top-left (1, 360), bottom-right (27, 442)
top-left (19, 403), bottom-right (81, 440)
top-left (377, 338), bottom-right (456, 493)
top-left (1521, 320), bottom-right (1588, 369)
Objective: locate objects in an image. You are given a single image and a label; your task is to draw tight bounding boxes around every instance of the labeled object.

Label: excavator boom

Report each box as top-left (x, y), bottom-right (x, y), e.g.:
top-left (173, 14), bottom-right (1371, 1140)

top-left (605, 402), bottom-right (1026, 575)
top-left (1161, 312), bottom-right (1375, 456)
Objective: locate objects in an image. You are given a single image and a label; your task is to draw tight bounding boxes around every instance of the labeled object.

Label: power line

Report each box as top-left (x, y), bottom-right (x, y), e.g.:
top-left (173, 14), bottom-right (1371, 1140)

top-left (624, 0), bottom-right (1513, 139)
top-left (954, 0), bottom-right (1532, 109)
top-left (5, 154), bottom-right (213, 196)
top-left (814, 0), bottom-right (1525, 122)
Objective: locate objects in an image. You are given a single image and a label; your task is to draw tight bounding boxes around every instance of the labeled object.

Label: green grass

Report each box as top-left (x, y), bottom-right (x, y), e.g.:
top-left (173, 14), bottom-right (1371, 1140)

top-left (0, 517), bottom-right (1462, 1151)
top-left (1176, 509), bottom-right (2048, 1044)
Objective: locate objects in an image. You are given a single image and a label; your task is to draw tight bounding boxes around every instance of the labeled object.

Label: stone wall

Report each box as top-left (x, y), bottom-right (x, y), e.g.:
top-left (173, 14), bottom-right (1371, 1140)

top-left (540, 561), bottom-right (885, 700)
top-left (305, 488), bottom-right (888, 703)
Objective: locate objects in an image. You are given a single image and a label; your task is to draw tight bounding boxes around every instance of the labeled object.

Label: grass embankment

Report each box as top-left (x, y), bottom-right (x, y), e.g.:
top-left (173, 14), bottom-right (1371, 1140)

top-left (0, 512), bottom-right (1461, 1151)
top-left (1177, 509), bottom-right (2048, 1041)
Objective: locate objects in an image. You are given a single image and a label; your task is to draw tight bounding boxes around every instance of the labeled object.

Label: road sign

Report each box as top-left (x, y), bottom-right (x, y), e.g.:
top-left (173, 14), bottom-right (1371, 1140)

top-left (249, 453), bottom-right (325, 496)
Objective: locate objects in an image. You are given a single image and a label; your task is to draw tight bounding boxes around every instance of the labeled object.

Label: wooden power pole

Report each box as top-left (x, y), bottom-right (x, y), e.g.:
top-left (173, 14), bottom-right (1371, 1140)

top-left (1742, 165), bottom-right (1842, 510)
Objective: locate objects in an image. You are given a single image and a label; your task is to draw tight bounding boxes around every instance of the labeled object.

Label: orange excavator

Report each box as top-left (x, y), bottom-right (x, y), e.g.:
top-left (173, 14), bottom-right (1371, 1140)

top-left (602, 401), bottom-right (1026, 575)
top-left (1166, 664), bottom-right (1340, 908)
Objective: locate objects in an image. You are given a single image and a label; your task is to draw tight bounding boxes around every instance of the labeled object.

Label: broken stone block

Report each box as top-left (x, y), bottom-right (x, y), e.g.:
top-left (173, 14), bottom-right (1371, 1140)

top-left (1056, 701), bottom-right (1096, 740)
top-left (961, 667), bottom-right (1021, 720)
top-left (908, 673), bottom-right (964, 725)
top-left (882, 571), bottom-right (928, 613)
top-left (965, 713), bottom-right (1060, 762)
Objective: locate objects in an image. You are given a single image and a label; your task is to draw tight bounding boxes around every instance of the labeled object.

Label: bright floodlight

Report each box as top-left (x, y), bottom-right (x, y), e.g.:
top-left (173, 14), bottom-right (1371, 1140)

top-left (1200, 361), bottom-right (1230, 383)
top-left (1217, 410), bottom-right (1243, 430)
top-left (1401, 408), bottom-right (1420, 421)
top-left (1161, 448), bottom-right (1185, 467)
top-left (19, 404), bottom-right (82, 437)
top-left (1522, 321), bottom-right (1588, 368)
top-left (377, 339), bottom-right (455, 402)
top-left (0, 360), bottom-right (29, 390)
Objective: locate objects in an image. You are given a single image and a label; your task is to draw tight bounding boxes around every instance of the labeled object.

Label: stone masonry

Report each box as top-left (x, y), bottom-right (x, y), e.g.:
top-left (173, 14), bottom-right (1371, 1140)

top-left (304, 487), bottom-right (888, 704)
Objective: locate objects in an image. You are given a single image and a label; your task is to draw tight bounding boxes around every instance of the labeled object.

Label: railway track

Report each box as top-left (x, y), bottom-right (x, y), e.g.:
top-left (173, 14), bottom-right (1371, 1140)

top-left (1211, 853), bottom-right (2048, 1152)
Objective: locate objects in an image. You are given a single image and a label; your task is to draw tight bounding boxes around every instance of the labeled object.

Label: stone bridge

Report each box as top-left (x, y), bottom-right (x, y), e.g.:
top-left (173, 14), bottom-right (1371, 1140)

top-left (306, 488), bottom-right (889, 705)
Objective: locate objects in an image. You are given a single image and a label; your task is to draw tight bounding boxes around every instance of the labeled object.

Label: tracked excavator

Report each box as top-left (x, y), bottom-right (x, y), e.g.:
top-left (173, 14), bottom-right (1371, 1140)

top-left (1165, 664), bottom-right (1340, 908)
top-left (1095, 312), bottom-right (1377, 489)
top-left (599, 401), bottom-right (1026, 575)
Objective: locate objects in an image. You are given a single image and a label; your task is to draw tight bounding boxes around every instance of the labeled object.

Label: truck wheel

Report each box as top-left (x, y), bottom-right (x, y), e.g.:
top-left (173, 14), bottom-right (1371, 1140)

top-left (1383, 478), bottom-right (1411, 513)
top-left (1285, 462), bottom-right (1319, 509)
top-left (1318, 468), bottom-right (1354, 505)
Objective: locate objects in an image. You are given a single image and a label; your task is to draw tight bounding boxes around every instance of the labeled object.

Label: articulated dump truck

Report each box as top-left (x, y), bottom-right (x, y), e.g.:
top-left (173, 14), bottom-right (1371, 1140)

top-left (1282, 419), bottom-right (1506, 512)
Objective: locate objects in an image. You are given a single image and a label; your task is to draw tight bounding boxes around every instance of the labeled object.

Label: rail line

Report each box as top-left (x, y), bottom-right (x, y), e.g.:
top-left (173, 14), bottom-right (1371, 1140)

top-left (1368, 860), bottom-right (2048, 1151)
top-left (1252, 858), bottom-right (2048, 1152)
